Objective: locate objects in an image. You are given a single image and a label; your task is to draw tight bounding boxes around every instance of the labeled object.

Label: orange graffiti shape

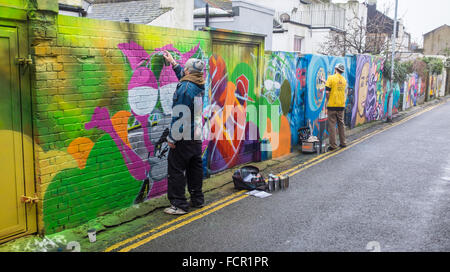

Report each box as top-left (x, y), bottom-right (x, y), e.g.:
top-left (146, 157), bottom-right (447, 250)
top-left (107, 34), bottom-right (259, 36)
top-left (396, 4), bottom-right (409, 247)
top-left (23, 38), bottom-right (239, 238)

top-left (271, 116), bottom-right (291, 159)
top-left (68, 137), bottom-right (95, 169)
top-left (111, 111), bottom-right (132, 148)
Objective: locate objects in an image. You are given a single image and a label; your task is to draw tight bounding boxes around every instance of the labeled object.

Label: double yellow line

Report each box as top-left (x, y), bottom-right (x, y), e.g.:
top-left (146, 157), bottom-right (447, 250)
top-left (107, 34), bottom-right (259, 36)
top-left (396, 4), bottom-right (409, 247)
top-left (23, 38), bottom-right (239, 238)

top-left (105, 191), bottom-right (249, 252)
top-left (105, 99), bottom-right (448, 252)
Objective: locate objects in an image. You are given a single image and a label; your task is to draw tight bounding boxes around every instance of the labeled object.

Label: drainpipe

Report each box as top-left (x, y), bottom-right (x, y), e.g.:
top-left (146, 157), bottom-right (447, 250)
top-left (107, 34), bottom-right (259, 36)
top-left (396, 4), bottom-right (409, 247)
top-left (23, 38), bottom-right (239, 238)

top-left (206, 3), bottom-right (210, 27)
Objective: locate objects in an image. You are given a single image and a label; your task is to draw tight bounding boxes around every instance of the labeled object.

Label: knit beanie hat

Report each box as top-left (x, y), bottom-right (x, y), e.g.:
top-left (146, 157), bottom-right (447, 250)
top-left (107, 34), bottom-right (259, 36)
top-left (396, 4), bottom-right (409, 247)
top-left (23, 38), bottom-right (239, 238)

top-left (185, 58), bottom-right (205, 73)
top-left (335, 63), bottom-right (345, 73)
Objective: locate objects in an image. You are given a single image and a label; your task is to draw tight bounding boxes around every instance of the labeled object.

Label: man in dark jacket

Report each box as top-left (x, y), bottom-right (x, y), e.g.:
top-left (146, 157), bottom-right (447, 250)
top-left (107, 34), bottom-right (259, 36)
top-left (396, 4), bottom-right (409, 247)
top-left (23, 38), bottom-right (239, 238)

top-left (163, 51), bottom-right (205, 215)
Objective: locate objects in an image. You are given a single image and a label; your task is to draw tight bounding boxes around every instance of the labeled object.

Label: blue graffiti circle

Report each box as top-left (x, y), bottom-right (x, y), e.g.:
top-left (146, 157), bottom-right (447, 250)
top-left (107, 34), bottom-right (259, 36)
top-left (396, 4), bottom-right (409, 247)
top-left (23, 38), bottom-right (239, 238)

top-left (307, 56), bottom-right (327, 114)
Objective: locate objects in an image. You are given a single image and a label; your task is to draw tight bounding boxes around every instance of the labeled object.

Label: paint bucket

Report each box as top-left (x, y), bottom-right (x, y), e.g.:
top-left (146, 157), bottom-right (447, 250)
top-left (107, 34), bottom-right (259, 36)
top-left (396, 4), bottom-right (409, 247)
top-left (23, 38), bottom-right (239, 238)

top-left (87, 229), bottom-right (97, 243)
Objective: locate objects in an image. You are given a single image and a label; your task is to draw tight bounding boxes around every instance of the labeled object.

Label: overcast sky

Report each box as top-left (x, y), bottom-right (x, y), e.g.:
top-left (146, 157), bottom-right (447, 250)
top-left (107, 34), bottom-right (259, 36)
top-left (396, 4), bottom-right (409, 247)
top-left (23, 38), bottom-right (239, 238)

top-left (333, 0), bottom-right (450, 45)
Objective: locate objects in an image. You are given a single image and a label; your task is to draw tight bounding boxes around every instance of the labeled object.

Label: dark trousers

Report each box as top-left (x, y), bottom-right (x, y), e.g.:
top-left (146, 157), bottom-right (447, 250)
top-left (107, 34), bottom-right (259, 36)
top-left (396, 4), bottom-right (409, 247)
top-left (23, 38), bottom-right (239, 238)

top-left (167, 140), bottom-right (204, 211)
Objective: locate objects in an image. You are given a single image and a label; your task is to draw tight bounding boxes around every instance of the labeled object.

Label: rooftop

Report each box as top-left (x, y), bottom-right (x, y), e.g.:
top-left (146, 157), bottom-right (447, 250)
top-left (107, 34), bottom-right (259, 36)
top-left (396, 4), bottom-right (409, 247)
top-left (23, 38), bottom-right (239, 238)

top-left (423, 24), bottom-right (450, 37)
top-left (194, 0), bottom-right (232, 11)
top-left (87, 0), bottom-right (172, 24)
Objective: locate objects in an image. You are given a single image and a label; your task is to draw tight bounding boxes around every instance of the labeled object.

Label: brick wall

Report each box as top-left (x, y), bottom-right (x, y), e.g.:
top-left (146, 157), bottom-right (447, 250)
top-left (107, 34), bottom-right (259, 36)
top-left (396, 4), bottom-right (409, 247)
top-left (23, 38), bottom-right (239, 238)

top-left (32, 14), bottom-right (211, 234)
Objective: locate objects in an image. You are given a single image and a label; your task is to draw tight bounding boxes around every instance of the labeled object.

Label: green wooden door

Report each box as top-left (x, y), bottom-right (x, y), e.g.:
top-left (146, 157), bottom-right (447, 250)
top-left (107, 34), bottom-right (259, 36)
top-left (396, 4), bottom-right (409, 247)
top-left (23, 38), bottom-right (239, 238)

top-left (0, 25), bottom-right (28, 241)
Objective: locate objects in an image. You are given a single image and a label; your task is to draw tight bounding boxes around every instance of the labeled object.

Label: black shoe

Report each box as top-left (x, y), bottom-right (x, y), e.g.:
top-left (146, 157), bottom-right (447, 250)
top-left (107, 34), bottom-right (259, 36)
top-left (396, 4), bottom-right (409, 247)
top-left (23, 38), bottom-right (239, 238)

top-left (328, 146), bottom-right (338, 152)
top-left (340, 145), bottom-right (347, 148)
top-left (189, 201), bottom-right (204, 209)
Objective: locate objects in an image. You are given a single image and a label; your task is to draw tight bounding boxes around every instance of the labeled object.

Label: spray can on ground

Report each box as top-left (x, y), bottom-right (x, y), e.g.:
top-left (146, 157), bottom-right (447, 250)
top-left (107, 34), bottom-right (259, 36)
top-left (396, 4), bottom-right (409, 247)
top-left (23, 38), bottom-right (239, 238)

top-left (267, 174), bottom-right (275, 192)
top-left (273, 175), bottom-right (280, 191)
top-left (278, 176), bottom-right (286, 191)
top-left (280, 175), bottom-right (289, 190)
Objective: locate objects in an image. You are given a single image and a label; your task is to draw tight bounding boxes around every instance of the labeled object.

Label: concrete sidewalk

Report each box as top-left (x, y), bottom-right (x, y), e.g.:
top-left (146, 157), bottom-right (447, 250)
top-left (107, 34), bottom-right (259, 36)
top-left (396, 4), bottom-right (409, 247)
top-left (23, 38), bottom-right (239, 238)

top-left (1, 96), bottom-right (448, 252)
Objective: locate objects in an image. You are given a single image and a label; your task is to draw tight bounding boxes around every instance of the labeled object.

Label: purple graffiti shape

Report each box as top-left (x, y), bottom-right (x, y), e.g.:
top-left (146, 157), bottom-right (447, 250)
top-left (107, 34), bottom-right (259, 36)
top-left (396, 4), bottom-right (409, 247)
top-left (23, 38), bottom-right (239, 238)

top-left (156, 43), bottom-right (202, 87)
top-left (128, 67), bottom-right (159, 91)
top-left (85, 107), bottom-right (150, 181)
top-left (119, 41), bottom-right (202, 89)
top-left (154, 43), bottom-right (200, 67)
top-left (118, 41), bottom-right (150, 70)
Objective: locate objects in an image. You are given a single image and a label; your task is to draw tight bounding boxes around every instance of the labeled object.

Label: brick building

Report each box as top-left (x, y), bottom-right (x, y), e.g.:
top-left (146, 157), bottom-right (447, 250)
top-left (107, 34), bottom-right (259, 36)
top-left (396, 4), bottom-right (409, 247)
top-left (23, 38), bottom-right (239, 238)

top-left (423, 25), bottom-right (450, 56)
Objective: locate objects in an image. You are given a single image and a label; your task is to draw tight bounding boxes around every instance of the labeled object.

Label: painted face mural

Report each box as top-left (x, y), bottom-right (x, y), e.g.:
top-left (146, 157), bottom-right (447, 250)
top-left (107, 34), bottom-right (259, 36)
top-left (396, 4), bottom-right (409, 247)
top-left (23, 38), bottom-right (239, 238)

top-left (353, 55), bottom-right (370, 128)
top-left (365, 58), bottom-right (384, 122)
top-left (351, 55), bottom-right (389, 128)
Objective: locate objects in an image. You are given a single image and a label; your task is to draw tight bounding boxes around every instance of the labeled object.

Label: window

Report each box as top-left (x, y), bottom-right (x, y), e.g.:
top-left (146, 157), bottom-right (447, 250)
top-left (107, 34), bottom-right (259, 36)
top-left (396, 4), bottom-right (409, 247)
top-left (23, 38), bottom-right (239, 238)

top-left (294, 36), bottom-right (303, 52)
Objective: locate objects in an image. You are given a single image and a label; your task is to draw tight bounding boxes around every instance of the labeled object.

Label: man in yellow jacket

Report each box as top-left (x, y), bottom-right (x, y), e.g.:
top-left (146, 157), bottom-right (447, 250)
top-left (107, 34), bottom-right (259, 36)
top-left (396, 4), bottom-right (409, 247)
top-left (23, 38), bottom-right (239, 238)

top-left (325, 63), bottom-right (347, 151)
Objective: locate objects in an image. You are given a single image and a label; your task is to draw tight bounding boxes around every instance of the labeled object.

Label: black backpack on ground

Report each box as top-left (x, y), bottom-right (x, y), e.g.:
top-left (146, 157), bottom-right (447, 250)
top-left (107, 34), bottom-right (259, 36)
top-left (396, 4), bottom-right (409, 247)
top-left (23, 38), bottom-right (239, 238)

top-left (232, 166), bottom-right (266, 191)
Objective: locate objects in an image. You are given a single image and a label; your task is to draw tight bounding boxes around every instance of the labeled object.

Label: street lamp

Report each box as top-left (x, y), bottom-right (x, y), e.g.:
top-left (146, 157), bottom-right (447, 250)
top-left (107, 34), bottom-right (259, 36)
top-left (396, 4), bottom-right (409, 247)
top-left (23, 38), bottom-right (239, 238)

top-left (387, 0), bottom-right (398, 122)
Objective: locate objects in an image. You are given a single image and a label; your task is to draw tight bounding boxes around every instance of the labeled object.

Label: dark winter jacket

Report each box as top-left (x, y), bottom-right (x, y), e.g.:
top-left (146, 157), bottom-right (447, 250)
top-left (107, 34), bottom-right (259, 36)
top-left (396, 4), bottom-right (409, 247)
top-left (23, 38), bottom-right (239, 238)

top-left (167, 64), bottom-right (205, 144)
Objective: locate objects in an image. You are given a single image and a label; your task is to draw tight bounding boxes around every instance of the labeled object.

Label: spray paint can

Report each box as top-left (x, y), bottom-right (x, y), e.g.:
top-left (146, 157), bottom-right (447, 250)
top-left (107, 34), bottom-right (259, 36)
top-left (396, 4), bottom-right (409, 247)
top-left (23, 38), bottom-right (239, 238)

top-left (278, 176), bottom-right (285, 191)
top-left (161, 51), bottom-right (171, 66)
top-left (267, 175), bottom-right (275, 192)
top-left (273, 175), bottom-right (280, 191)
top-left (280, 175), bottom-right (289, 190)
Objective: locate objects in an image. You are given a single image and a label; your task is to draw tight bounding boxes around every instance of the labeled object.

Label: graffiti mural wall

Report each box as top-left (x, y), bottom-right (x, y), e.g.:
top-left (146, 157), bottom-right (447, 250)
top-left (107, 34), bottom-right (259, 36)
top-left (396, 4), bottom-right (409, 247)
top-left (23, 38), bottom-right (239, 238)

top-left (429, 73), bottom-right (446, 98)
top-left (261, 52), bottom-right (305, 158)
top-left (383, 81), bottom-right (401, 116)
top-left (299, 55), bottom-right (355, 135)
top-left (351, 55), bottom-right (386, 128)
top-left (261, 53), bottom-right (357, 151)
top-left (204, 32), bottom-right (264, 174)
top-left (206, 53), bottom-right (261, 173)
top-left (40, 16), bottom-right (212, 233)
top-left (403, 73), bottom-right (420, 110)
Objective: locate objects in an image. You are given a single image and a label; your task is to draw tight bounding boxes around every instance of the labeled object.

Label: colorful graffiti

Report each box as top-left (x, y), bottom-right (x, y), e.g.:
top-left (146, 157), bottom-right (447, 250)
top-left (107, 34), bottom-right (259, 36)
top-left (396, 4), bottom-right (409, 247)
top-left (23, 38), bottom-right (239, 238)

top-left (43, 40), bottom-right (208, 232)
top-left (429, 74), bottom-right (445, 98)
top-left (260, 53), bottom-right (357, 150)
top-left (351, 55), bottom-right (385, 128)
top-left (418, 76), bottom-right (427, 105)
top-left (404, 73), bottom-right (419, 110)
top-left (261, 52), bottom-right (305, 157)
top-left (300, 55), bottom-right (355, 136)
top-left (383, 81), bottom-right (401, 116)
top-left (85, 41), bottom-right (203, 203)
top-left (206, 54), bottom-right (260, 173)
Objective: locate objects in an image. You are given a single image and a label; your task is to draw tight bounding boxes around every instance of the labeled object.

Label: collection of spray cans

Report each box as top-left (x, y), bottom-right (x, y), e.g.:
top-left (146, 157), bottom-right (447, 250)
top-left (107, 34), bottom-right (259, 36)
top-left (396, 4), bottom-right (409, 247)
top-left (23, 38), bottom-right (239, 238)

top-left (267, 174), bottom-right (289, 193)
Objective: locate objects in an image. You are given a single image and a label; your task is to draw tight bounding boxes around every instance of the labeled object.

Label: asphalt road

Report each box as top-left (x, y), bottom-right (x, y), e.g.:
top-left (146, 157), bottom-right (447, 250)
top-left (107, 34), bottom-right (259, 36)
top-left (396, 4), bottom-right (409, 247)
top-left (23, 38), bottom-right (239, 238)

top-left (133, 101), bottom-right (450, 252)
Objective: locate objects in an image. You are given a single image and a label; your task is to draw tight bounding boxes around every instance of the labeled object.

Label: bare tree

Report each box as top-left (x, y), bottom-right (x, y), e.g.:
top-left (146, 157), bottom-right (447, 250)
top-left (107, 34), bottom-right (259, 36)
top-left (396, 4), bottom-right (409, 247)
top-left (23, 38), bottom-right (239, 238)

top-left (319, 4), bottom-right (406, 57)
